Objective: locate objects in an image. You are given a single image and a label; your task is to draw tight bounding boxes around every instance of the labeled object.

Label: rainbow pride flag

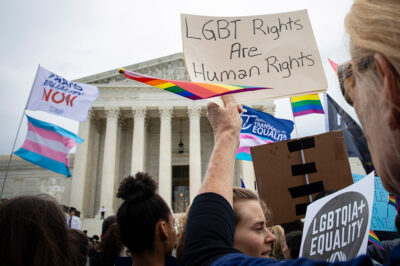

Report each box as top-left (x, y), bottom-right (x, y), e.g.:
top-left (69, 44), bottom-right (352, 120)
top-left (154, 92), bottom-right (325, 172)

top-left (119, 68), bottom-right (271, 100)
top-left (290, 94), bottom-right (325, 117)
top-left (388, 194), bottom-right (397, 208)
top-left (368, 230), bottom-right (385, 251)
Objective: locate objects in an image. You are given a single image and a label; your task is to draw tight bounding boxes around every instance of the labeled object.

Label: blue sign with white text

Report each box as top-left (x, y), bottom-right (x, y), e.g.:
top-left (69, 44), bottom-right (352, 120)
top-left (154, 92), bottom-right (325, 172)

top-left (352, 173), bottom-right (397, 231)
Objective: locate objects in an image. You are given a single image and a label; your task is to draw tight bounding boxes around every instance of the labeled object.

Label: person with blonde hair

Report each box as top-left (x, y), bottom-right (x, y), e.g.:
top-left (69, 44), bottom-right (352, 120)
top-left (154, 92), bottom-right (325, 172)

top-left (232, 187), bottom-right (275, 258)
top-left (269, 225), bottom-right (286, 261)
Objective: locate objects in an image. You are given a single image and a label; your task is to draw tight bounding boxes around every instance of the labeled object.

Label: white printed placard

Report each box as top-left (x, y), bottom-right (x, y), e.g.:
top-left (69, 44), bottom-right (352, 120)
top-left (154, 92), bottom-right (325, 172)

top-left (181, 10), bottom-right (327, 104)
top-left (299, 172), bottom-right (375, 262)
top-left (27, 66), bottom-right (99, 122)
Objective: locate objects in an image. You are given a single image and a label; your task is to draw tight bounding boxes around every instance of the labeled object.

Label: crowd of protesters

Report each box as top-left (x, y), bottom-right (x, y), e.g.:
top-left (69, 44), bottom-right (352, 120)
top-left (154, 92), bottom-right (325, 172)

top-left (1, 0), bottom-right (400, 265)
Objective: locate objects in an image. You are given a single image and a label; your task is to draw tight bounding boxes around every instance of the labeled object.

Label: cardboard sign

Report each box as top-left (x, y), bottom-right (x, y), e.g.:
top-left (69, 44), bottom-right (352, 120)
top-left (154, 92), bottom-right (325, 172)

top-left (300, 172), bottom-right (374, 261)
top-left (353, 173), bottom-right (397, 232)
top-left (251, 131), bottom-right (353, 225)
top-left (181, 10), bottom-right (327, 104)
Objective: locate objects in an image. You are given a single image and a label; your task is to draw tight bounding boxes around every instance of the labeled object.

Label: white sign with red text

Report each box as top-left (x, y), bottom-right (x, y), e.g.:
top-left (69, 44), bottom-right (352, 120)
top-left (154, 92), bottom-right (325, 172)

top-left (27, 66), bottom-right (99, 122)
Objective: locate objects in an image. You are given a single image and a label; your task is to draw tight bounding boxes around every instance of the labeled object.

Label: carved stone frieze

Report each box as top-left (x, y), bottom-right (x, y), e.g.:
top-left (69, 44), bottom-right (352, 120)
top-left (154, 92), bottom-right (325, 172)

top-left (98, 87), bottom-right (139, 101)
top-left (88, 57), bottom-right (188, 85)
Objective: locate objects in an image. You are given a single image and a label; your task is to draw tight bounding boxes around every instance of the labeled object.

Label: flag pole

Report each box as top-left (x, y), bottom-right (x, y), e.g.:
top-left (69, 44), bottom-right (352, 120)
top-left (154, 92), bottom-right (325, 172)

top-left (0, 65), bottom-right (41, 199)
top-left (289, 97), bottom-right (313, 203)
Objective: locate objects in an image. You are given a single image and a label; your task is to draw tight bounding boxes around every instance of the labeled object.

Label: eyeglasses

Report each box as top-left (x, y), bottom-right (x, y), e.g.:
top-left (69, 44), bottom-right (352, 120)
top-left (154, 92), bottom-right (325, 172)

top-left (337, 56), bottom-right (374, 106)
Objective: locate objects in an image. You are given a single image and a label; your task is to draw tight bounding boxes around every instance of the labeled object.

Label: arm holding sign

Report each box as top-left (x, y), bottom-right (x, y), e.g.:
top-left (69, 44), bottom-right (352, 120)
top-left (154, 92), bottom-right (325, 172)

top-left (181, 95), bottom-right (244, 265)
top-left (181, 96), bottom-right (373, 266)
top-left (197, 95), bottom-right (242, 205)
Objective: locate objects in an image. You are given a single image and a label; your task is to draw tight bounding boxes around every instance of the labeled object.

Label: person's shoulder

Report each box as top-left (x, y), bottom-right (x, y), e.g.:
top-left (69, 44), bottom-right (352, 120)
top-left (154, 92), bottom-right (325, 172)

top-left (386, 242), bottom-right (400, 265)
top-left (211, 253), bottom-right (372, 266)
top-left (165, 256), bottom-right (179, 266)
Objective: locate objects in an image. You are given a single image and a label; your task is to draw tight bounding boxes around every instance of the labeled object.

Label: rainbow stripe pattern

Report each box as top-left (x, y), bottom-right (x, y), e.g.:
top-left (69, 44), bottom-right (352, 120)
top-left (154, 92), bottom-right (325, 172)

top-left (368, 230), bottom-right (385, 251)
top-left (119, 68), bottom-right (271, 100)
top-left (290, 94), bottom-right (325, 117)
top-left (14, 115), bottom-right (83, 177)
top-left (389, 195), bottom-right (397, 208)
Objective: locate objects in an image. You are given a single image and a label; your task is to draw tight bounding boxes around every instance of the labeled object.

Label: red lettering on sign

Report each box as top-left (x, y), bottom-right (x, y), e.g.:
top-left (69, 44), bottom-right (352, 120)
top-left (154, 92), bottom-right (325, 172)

top-left (42, 88), bottom-right (78, 107)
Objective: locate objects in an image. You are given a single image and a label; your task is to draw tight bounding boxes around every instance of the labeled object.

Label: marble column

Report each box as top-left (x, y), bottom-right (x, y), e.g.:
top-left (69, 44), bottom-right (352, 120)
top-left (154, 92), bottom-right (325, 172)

top-left (188, 106), bottom-right (202, 203)
top-left (88, 118), bottom-right (103, 217)
top-left (99, 106), bottom-right (119, 215)
top-left (158, 106), bottom-right (173, 209)
top-left (70, 109), bottom-right (93, 215)
top-left (239, 160), bottom-right (257, 192)
top-left (131, 107), bottom-right (147, 175)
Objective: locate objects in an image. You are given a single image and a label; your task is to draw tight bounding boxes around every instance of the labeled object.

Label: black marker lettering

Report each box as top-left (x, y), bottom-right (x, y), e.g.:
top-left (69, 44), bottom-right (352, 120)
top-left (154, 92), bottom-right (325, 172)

top-left (202, 20), bottom-right (216, 41)
top-left (252, 18), bottom-right (266, 35)
top-left (185, 17), bottom-right (201, 40)
top-left (217, 19), bottom-right (230, 39)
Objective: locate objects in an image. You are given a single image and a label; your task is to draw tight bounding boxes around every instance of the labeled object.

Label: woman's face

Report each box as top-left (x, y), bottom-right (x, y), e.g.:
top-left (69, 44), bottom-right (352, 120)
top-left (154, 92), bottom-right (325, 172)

top-left (233, 200), bottom-right (276, 258)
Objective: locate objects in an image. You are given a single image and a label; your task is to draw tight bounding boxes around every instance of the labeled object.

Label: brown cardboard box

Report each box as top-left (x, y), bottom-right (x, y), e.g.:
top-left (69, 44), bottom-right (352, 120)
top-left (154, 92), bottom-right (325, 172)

top-left (251, 131), bottom-right (353, 225)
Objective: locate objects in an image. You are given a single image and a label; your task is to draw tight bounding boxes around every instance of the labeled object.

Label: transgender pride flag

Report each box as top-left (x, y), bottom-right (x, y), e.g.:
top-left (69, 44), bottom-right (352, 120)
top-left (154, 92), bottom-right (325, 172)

top-left (236, 106), bottom-right (294, 161)
top-left (14, 115), bottom-right (83, 177)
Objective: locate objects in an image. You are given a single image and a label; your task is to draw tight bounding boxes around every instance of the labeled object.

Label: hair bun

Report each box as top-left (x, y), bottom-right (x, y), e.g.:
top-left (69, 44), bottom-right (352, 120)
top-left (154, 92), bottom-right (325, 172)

top-left (116, 172), bottom-right (157, 201)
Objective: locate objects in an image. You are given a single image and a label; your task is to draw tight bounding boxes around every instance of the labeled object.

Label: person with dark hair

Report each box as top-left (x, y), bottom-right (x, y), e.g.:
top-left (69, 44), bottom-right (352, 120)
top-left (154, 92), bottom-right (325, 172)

top-left (70, 229), bottom-right (90, 266)
top-left (100, 206), bottom-right (106, 220)
top-left (102, 215), bottom-right (117, 235)
top-left (116, 172), bottom-right (178, 266)
top-left (67, 206), bottom-right (82, 230)
top-left (89, 215), bottom-right (132, 266)
top-left (283, 231), bottom-right (303, 260)
top-left (90, 235), bottom-right (100, 246)
top-left (0, 195), bottom-right (79, 266)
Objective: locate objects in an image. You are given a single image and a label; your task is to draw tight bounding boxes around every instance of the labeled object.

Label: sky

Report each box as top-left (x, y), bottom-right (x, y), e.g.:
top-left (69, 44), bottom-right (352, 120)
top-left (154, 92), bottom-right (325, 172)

top-left (0, 0), bottom-right (358, 155)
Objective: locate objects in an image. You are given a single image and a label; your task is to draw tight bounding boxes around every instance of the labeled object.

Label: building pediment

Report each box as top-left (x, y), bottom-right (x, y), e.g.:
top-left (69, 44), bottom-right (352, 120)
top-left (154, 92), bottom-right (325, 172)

top-left (75, 53), bottom-right (189, 85)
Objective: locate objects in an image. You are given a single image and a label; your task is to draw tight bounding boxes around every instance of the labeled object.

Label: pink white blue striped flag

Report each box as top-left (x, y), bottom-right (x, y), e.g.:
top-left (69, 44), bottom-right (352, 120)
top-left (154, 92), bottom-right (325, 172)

top-left (14, 115), bottom-right (83, 177)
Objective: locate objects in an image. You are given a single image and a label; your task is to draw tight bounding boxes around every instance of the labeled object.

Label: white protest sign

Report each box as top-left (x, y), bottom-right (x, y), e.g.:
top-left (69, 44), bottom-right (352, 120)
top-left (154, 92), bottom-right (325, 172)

top-left (181, 10), bottom-right (327, 104)
top-left (299, 171), bottom-right (374, 262)
top-left (27, 66), bottom-right (99, 122)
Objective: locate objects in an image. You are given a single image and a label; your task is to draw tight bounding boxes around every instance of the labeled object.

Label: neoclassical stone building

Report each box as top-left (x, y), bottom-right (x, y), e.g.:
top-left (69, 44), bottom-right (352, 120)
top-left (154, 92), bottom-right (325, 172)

top-left (70, 53), bottom-right (275, 219)
top-left (0, 53), bottom-right (365, 235)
